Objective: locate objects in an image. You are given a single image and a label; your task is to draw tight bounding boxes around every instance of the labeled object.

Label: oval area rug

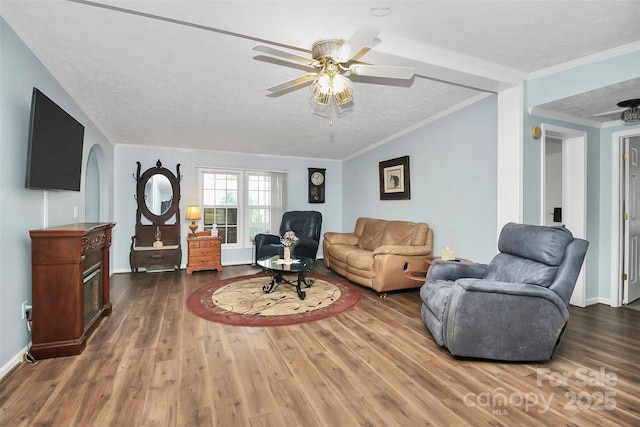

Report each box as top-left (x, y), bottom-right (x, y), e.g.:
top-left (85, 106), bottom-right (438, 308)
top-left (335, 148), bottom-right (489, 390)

top-left (186, 273), bottom-right (362, 326)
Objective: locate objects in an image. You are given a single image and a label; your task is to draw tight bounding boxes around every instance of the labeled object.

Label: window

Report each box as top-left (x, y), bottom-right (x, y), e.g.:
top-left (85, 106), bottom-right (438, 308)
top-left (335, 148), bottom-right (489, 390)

top-left (200, 169), bottom-right (286, 247)
top-left (247, 173), bottom-right (270, 241)
top-left (202, 172), bottom-right (238, 244)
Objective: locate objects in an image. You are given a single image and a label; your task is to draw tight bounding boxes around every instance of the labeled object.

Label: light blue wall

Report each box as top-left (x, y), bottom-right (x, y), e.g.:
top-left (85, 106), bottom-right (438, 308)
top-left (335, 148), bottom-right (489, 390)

top-left (524, 52), bottom-right (640, 302)
top-left (0, 18), bottom-right (115, 372)
top-left (343, 95), bottom-right (499, 264)
top-left (526, 51), bottom-right (640, 107)
top-left (113, 146), bottom-right (342, 271)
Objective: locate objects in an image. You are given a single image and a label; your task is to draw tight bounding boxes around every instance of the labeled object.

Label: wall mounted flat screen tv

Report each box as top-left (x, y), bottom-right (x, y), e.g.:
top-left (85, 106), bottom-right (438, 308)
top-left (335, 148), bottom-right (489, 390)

top-left (26, 88), bottom-right (85, 191)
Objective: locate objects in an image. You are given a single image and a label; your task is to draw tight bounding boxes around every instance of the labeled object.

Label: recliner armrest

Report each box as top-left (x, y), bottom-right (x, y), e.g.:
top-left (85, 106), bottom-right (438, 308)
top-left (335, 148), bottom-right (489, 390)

top-left (255, 233), bottom-right (283, 260)
top-left (255, 233), bottom-right (280, 245)
top-left (323, 232), bottom-right (359, 246)
top-left (454, 278), bottom-right (569, 316)
top-left (426, 261), bottom-right (487, 282)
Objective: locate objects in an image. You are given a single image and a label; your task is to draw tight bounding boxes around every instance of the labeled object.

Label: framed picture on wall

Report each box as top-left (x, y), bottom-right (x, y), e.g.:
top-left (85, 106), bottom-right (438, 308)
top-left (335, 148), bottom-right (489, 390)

top-left (379, 155), bottom-right (410, 200)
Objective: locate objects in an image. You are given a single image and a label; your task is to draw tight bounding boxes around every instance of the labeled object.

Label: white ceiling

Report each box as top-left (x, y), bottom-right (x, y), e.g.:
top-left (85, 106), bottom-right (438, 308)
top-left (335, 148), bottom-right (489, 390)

top-left (2, 1), bottom-right (639, 160)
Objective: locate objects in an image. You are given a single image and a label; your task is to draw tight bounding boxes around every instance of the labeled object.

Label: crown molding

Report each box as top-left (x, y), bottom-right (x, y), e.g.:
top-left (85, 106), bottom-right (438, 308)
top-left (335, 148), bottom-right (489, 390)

top-left (527, 41), bottom-right (640, 80)
top-left (528, 106), bottom-right (624, 129)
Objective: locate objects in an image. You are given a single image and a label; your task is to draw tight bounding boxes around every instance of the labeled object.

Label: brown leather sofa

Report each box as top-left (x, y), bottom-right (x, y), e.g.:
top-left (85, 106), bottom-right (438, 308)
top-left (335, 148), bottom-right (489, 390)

top-left (323, 217), bottom-right (433, 293)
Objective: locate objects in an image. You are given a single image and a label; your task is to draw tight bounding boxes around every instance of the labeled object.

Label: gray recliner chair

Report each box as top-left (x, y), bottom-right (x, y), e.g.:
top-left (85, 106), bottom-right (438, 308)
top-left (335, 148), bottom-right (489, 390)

top-left (420, 222), bottom-right (589, 361)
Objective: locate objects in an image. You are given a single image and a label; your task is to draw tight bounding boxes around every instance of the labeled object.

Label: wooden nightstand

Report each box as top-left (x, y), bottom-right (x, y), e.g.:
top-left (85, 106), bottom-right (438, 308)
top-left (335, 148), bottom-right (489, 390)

top-left (186, 235), bottom-right (223, 274)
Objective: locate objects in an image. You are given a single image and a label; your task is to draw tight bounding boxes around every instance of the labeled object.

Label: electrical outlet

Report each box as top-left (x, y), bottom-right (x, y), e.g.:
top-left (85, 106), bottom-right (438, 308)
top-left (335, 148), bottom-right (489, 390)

top-left (21, 301), bottom-right (29, 319)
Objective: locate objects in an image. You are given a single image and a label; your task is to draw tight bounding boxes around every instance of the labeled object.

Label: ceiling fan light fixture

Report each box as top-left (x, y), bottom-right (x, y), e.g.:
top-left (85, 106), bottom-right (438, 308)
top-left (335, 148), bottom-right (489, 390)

top-left (312, 90), bottom-right (330, 106)
top-left (332, 74), bottom-right (353, 105)
top-left (256, 28), bottom-right (412, 114)
top-left (621, 107), bottom-right (640, 125)
top-left (617, 99), bottom-right (640, 125)
top-left (310, 71), bottom-right (352, 106)
top-left (310, 72), bottom-right (331, 105)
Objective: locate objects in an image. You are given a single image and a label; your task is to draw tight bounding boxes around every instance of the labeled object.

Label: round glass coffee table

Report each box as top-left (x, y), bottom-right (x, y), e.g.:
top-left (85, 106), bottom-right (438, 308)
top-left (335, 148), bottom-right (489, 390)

top-left (257, 255), bottom-right (315, 300)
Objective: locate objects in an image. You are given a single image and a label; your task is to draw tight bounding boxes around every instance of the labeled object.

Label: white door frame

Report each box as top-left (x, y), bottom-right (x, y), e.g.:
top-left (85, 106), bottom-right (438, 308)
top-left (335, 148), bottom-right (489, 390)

top-left (610, 128), bottom-right (640, 307)
top-left (540, 124), bottom-right (587, 307)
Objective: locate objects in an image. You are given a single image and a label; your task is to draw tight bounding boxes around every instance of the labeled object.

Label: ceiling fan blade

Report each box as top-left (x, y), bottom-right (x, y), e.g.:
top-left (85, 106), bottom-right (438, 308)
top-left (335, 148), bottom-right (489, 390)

top-left (267, 73), bottom-right (317, 92)
top-left (335, 26), bottom-right (381, 62)
top-left (349, 64), bottom-right (415, 80)
top-left (253, 45), bottom-right (318, 68)
top-left (593, 107), bottom-right (625, 117)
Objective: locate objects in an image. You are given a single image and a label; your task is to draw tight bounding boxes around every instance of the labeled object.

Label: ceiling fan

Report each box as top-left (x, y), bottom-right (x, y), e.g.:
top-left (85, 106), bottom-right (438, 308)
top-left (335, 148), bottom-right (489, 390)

top-left (253, 27), bottom-right (415, 106)
top-left (593, 98), bottom-right (640, 124)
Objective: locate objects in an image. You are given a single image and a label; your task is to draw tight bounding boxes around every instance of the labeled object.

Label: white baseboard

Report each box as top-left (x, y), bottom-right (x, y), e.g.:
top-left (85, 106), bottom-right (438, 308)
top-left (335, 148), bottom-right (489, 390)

top-left (585, 296), bottom-right (611, 307)
top-left (0, 346), bottom-right (26, 382)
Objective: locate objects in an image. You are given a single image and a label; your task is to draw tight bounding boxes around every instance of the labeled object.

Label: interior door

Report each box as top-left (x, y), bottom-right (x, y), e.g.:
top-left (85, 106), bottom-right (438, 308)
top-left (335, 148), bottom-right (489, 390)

top-left (623, 136), bottom-right (640, 304)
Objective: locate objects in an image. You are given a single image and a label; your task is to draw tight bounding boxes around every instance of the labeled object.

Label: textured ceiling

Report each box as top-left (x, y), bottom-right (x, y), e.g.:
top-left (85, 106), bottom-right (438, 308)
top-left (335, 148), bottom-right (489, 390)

top-left (534, 78), bottom-right (640, 123)
top-left (1, 1), bottom-right (639, 160)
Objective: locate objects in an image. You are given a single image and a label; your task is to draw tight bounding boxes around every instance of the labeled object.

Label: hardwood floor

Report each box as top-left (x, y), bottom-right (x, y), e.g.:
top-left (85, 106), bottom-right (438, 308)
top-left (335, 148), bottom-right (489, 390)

top-left (1, 262), bottom-right (639, 426)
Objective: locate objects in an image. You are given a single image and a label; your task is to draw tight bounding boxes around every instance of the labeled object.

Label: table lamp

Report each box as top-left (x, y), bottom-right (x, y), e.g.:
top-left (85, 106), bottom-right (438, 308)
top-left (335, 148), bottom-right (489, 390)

top-left (185, 205), bottom-right (201, 237)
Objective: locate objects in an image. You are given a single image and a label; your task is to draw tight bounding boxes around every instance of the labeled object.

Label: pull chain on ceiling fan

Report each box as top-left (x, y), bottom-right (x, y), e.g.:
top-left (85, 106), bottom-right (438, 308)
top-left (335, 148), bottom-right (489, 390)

top-left (253, 27), bottom-right (415, 107)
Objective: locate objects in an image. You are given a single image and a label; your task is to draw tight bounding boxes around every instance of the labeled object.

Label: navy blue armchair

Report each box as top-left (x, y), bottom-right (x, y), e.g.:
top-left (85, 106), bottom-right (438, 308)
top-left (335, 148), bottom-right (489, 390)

top-left (420, 222), bottom-right (588, 361)
top-left (255, 211), bottom-right (323, 260)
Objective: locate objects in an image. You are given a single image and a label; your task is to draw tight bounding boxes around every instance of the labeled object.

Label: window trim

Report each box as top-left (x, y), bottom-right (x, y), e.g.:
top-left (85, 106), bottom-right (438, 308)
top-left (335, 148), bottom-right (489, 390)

top-left (199, 169), bottom-right (242, 249)
top-left (198, 167), bottom-right (286, 250)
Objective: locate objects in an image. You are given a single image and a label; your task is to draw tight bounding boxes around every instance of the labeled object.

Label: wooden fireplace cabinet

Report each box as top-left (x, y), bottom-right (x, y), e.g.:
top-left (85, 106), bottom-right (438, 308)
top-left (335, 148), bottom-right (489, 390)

top-left (29, 222), bottom-right (115, 359)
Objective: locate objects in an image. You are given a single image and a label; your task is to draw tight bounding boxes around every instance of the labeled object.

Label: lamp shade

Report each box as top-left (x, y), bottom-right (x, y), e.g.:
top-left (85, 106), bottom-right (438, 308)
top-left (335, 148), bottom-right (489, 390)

top-left (185, 205), bottom-right (201, 220)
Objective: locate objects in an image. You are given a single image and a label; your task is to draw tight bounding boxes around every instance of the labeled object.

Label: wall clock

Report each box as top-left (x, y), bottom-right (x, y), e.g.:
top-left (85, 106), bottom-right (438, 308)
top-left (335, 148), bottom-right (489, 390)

top-left (308, 168), bottom-right (326, 203)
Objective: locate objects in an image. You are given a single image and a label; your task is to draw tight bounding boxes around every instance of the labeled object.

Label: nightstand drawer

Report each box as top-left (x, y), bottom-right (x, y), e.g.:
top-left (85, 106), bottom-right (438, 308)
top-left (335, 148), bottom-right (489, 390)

top-left (190, 248), bottom-right (213, 258)
top-left (189, 258), bottom-right (211, 268)
top-left (189, 240), bottom-right (218, 249)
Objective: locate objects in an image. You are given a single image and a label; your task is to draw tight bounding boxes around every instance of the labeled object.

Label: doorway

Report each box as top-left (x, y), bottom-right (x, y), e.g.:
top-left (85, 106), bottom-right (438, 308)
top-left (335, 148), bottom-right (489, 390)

top-left (611, 130), bottom-right (640, 306)
top-left (85, 147), bottom-right (100, 222)
top-left (540, 124), bottom-right (587, 307)
top-left (84, 143), bottom-right (109, 223)
top-left (543, 137), bottom-right (563, 226)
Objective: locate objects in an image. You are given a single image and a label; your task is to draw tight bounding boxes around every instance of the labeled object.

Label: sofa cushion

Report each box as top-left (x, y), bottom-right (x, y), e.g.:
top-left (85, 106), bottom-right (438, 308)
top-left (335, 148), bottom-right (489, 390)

top-left (380, 221), bottom-right (416, 246)
top-left (347, 250), bottom-right (375, 271)
top-left (411, 223), bottom-right (430, 246)
top-left (326, 243), bottom-right (358, 262)
top-left (358, 219), bottom-right (386, 251)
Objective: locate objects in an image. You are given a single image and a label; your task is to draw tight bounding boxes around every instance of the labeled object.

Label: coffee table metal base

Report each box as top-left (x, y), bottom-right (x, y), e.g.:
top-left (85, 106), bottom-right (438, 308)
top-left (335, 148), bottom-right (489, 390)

top-left (263, 270), bottom-right (315, 300)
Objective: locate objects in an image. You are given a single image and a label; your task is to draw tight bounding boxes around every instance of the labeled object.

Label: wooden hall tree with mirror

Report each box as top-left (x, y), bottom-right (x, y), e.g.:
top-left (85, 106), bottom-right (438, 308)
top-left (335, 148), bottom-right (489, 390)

top-left (130, 159), bottom-right (182, 272)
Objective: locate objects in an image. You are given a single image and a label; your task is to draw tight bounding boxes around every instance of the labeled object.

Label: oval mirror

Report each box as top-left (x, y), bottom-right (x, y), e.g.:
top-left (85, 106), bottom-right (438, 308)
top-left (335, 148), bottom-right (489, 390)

top-left (144, 174), bottom-right (173, 216)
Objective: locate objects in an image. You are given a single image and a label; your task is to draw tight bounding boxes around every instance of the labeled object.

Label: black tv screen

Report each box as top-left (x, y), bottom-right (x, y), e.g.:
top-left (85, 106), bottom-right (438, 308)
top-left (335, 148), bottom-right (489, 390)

top-left (26, 88), bottom-right (85, 191)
